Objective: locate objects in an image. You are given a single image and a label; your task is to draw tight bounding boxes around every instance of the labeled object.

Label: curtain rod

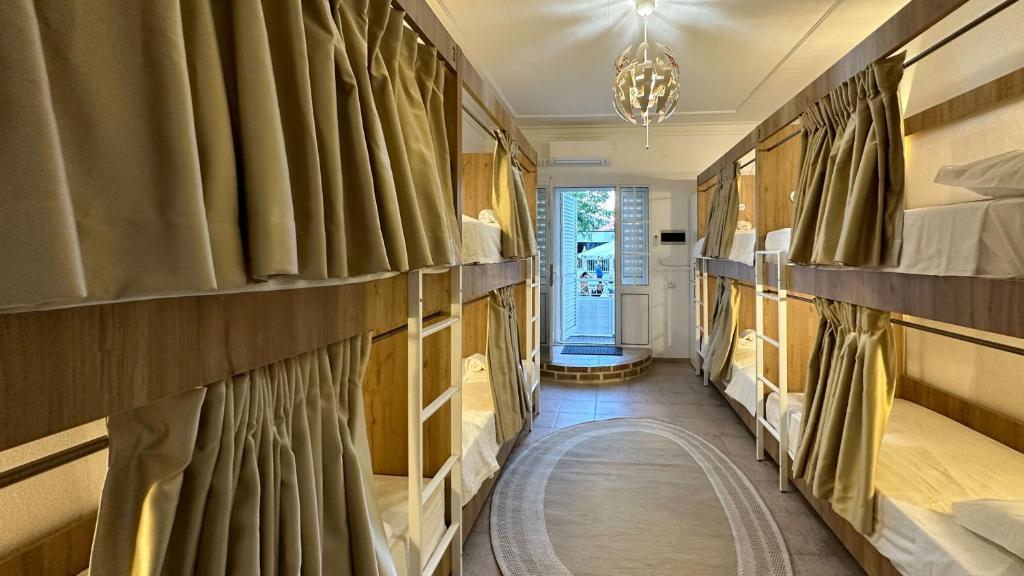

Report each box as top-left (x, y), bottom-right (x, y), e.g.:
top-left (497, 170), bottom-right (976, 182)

top-left (903, 0), bottom-right (1020, 68)
top-left (0, 437), bottom-right (108, 490)
top-left (892, 318), bottom-right (1024, 357)
top-left (762, 129), bottom-right (804, 153)
top-left (464, 107), bottom-right (498, 143)
top-left (736, 158), bottom-right (756, 171)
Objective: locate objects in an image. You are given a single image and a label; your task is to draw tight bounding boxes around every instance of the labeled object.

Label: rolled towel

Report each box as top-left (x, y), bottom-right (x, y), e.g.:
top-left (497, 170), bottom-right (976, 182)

top-left (463, 353), bottom-right (487, 373)
top-left (736, 220), bottom-right (754, 232)
top-left (478, 209), bottom-right (499, 224)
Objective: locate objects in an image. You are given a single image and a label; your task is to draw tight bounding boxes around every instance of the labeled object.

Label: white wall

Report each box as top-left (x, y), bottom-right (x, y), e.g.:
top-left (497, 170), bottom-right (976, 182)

top-left (523, 124), bottom-right (754, 359)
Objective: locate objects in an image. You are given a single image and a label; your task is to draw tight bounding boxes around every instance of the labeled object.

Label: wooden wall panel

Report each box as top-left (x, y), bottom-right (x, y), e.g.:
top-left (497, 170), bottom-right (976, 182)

top-left (737, 174), bottom-right (756, 230)
top-left (788, 267), bottom-right (1024, 340)
top-left (698, 0), bottom-right (972, 183)
top-left (364, 328), bottom-right (452, 477)
top-left (463, 261), bottom-right (528, 302)
top-left (755, 123), bottom-right (803, 249)
top-left (737, 284), bottom-right (757, 335)
top-left (0, 514), bottom-right (95, 576)
top-left (462, 153), bottom-right (492, 218)
top-left (462, 298), bottom-right (489, 359)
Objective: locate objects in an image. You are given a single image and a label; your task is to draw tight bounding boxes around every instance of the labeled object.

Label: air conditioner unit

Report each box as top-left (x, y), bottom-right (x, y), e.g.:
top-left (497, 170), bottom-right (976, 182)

top-left (549, 140), bottom-right (612, 167)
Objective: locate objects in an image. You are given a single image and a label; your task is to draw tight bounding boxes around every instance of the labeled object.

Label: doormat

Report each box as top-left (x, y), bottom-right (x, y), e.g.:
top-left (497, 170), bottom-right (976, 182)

top-left (561, 346), bottom-right (623, 356)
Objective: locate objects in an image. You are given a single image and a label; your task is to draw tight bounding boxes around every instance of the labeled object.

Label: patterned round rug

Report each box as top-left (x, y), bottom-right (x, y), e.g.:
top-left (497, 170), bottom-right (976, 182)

top-left (490, 418), bottom-right (793, 576)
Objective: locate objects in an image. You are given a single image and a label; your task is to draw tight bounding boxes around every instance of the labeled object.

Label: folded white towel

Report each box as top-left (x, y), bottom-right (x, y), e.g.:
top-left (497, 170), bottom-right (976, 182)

top-left (463, 353), bottom-right (487, 373)
top-left (736, 220), bottom-right (754, 232)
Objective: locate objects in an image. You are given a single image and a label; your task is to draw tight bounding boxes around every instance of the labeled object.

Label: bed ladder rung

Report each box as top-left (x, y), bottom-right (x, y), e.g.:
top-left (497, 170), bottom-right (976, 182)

top-left (421, 386), bottom-right (460, 423)
top-left (755, 291), bottom-right (782, 302)
top-left (423, 316), bottom-right (459, 338)
top-left (757, 375), bottom-right (780, 394)
top-left (423, 523), bottom-right (461, 576)
top-left (421, 454), bottom-right (460, 505)
top-left (758, 417), bottom-right (781, 440)
top-left (756, 333), bottom-right (780, 348)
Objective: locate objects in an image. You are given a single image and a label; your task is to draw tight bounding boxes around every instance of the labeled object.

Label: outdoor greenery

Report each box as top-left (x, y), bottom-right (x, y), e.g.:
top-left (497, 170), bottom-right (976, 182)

top-left (568, 188), bottom-right (614, 240)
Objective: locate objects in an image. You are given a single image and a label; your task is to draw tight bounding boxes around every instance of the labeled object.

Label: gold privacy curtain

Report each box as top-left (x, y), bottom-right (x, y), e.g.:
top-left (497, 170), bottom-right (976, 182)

top-left (493, 132), bottom-right (538, 260)
top-left (792, 299), bottom-right (896, 534)
top-left (487, 287), bottom-right (532, 444)
top-left (703, 279), bottom-right (740, 383)
top-left (90, 333), bottom-right (396, 576)
top-left (0, 1), bottom-right (460, 311)
top-left (701, 170), bottom-right (739, 258)
top-left (789, 54), bottom-right (906, 267)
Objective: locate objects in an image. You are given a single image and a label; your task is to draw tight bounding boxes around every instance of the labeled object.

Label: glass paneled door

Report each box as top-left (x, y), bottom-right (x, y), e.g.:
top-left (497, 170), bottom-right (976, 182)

top-left (554, 188), bottom-right (616, 345)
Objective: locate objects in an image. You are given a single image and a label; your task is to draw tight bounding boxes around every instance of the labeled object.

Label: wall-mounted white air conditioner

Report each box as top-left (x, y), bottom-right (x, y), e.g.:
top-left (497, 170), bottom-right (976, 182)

top-left (549, 140), bottom-right (612, 167)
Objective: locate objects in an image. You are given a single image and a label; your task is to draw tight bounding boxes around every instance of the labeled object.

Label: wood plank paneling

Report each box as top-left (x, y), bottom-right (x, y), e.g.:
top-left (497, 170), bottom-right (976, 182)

top-left (696, 177), bottom-right (718, 240)
top-left (787, 266), bottom-right (1024, 340)
top-left (462, 298), bottom-right (489, 358)
top-left (0, 514), bottom-right (95, 576)
top-left (697, 0), bottom-right (972, 184)
top-left (394, 0), bottom-right (458, 70)
top-left (705, 258), bottom-right (756, 285)
top-left (904, 66), bottom-right (1024, 135)
top-left (463, 261), bottom-right (529, 303)
top-left (737, 174), bottom-right (756, 231)
top-left (0, 272), bottom-right (451, 454)
top-left (461, 153), bottom-right (493, 218)
top-left (459, 56), bottom-right (538, 167)
top-left (898, 375), bottom-right (1024, 454)
top-left (755, 123), bottom-right (803, 249)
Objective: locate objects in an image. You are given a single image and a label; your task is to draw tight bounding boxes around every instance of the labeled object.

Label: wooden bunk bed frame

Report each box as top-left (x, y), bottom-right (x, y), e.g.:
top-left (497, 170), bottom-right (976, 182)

top-left (694, 0), bottom-right (1024, 574)
top-left (0, 0), bottom-right (542, 574)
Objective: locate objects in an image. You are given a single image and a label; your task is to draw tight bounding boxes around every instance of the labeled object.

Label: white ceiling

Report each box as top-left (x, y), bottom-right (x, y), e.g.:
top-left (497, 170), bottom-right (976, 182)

top-left (427, 0), bottom-right (913, 126)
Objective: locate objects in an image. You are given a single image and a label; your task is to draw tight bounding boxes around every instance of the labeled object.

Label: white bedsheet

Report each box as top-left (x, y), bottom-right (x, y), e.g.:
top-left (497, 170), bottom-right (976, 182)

top-left (461, 214), bottom-right (503, 264)
top-left (763, 397), bottom-right (1024, 576)
top-left (724, 333), bottom-right (757, 415)
top-left (896, 198), bottom-right (1024, 278)
top-left (765, 228), bottom-right (792, 254)
top-left (374, 474), bottom-right (447, 576)
top-left (462, 355), bottom-right (502, 501)
top-left (765, 391), bottom-right (805, 458)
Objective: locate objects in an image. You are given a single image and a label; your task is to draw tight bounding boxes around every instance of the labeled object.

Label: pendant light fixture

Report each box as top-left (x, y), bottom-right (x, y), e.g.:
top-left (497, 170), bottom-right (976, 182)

top-left (613, 0), bottom-right (680, 149)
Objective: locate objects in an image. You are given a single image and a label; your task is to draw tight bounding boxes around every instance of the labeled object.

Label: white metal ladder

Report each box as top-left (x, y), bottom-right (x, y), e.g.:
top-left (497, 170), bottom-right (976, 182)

top-left (407, 265), bottom-right (463, 576)
top-left (753, 250), bottom-right (791, 492)
top-left (525, 257), bottom-right (542, 428)
top-left (694, 257), bottom-right (711, 385)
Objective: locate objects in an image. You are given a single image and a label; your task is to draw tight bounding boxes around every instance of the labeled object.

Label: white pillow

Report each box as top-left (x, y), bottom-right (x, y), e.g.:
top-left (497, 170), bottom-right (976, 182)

top-left (952, 499), bottom-right (1024, 560)
top-left (935, 150), bottom-right (1024, 198)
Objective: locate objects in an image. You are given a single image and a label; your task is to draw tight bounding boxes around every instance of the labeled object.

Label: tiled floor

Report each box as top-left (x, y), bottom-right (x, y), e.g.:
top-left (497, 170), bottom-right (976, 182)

top-left (464, 361), bottom-right (865, 576)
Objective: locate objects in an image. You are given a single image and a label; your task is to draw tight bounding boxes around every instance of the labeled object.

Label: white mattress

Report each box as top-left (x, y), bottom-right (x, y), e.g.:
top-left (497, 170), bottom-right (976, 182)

top-left (374, 474), bottom-right (447, 576)
top-left (461, 215), bottom-right (503, 265)
top-left (764, 396), bottom-right (1024, 576)
top-left (895, 197), bottom-right (1024, 278)
top-left (765, 391), bottom-right (805, 458)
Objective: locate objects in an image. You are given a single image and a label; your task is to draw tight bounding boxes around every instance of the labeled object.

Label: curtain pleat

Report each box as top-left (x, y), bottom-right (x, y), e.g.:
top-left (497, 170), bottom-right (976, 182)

top-left (493, 132), bottom-right (539, 259)
top-left (368, 4), bottom-right (433, 271)
top-left (1, 0), bottom-right (460, 311)
top-left (790, 54), bottom-right (906, 267)
top-left (91, 333), bottom-right (397, 576)
top-left (703, 279), bottom-right (739, 383)
top-left (792, 299), bottom-right (896, 534)
top-left (701, 171), bottom-right (739, 258)
top-left (487, 287), bottom-right (531, 444)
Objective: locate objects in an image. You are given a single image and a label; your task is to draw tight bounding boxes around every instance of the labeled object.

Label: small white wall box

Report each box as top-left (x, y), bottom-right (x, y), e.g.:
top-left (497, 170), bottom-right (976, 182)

top-left (659, 230), bottom-right (687, 244)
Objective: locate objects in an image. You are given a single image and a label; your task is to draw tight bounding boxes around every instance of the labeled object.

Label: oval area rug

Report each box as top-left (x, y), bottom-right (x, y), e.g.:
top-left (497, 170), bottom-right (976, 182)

top-left (491, 418), bottom-right (793, 576)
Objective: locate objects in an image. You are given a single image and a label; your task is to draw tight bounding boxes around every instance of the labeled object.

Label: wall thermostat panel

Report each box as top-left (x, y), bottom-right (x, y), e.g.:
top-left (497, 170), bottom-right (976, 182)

top-left (659, 230), bottom-right (687, 244)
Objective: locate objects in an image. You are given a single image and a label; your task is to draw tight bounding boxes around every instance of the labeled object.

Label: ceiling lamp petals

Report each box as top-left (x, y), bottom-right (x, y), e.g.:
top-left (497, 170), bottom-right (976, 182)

top-left (613, 0), bottom-right (680, 149)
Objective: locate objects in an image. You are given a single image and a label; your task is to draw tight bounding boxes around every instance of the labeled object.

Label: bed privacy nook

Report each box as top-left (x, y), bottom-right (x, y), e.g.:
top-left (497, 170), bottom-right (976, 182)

top-left (694, 0), bottom-right (1024, 574)
top-left (0, 1), bottom-right (539, 574)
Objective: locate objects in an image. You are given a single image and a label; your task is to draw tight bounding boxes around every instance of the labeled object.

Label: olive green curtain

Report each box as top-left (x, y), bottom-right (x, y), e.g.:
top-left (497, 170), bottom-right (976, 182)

top-left (493, 132), bottom-right (538, 259)
top-left (703, 279), bottom-right (740, 383)
top-left (789, 54), bottom-right (906, 267)
top-left (792, 299), bottom-right (896, 535)
top-left (487, 287), bottom-right (532, 444)
top-left (90, 333), bottom-right (396, 576)
top-left (0, 1), bottom-right (459, 312)
top-left (701, 170), bottom-right (739, 258)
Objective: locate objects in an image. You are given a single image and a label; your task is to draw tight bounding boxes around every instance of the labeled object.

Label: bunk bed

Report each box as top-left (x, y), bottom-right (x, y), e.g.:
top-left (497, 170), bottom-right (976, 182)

top-left (694, 1), bottom-right (1024, 575)
top-left (0, 1), bottom-right (541, 575)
